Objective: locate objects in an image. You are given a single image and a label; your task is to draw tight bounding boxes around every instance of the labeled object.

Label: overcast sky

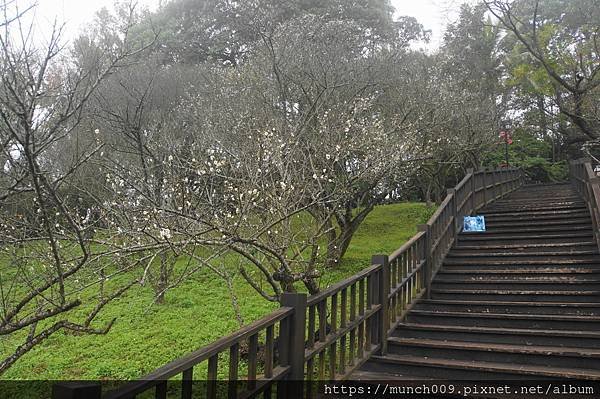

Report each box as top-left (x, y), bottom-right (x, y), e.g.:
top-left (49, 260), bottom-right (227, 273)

top-left (30, 0), bottom-right (467, 48)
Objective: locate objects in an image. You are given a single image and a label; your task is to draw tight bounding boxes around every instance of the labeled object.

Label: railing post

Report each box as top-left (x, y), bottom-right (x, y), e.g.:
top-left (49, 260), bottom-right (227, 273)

top-left (467, 168), bottom-right (475, 214)
top-left (417, 224), bottom-right (432, 299)
top-left (482, 168), bottom-right (488, 205)
top-left (52, 382), bottom-right (102, 399)
top-left (279, 293), bottom-right (307, 398)
top-left (372, 254), bottom-right (389, 355)
top-left (447, 188), bottom-right (458, 245)
top-left (519, 169), bottom-right (526, 187)
top-left (584, 162), bottom-right (600, 249)
top-left (491, 169), bottom-right (496, 200)
top-left (497, 169), bottom-right (502, 198)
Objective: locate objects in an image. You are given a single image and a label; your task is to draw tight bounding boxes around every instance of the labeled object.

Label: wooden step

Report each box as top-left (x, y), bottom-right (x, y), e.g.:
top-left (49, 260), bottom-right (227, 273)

top-left (458, 231), bottom-right (592, 242)
top-left (364, 353), bottom-right (600, 380)
top-left (414, 299), bottom-right (600, 316)
top-left (394, 322), bottom-right (600, 348)
top-left (406, 309), bottom-right (600, 330)
top-left (482, 208), bottom-right (590, 219)
top-left (432, 280), bottom-right (600, 291)
top-left (483, 226), bottom-right (592, 235)
top-left (455, 242), bottom-right (597, 251)
top-left (350, 370), bottom-right (433, 381)
top-left (431, 289), bottom-right (600, 302)
top-left (489, 199), bottom-right (584, 208)
top-left (486, 219), bottom-right (591, 228)
top-left (441, 262), bottom-right (600, 275)
top-left (485, 203), bottom-right (586, 212)
top-left (387, 337), bottom-right (600, 370)
top-left (446, 250), bottom-right (598, 259)
top-left (437, 268), bottom-right (600, 276)
top-left (443, 258), bottom-right (600, 266)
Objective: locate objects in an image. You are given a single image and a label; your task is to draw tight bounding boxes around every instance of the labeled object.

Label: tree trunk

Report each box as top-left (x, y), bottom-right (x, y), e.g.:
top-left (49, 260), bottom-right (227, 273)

top-left (433, 182), bottom-right (442, 205)
top-left (537, 95), bottom-right (554, 161)
top-left (225, 274), bottom-right (245, 328)
top-left (424, 181), bottom-right (433, 207)
top-left (326, 221), bottom-right (356, 268)
top-left (155, 252), bottom-right (168, 304)
top-left (325, 205), bottom-right (374, 268)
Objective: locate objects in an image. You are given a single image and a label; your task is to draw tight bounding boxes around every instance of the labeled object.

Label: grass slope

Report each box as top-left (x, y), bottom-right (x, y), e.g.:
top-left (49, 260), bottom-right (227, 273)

top-left (0, 202), bottom-right (433, 381)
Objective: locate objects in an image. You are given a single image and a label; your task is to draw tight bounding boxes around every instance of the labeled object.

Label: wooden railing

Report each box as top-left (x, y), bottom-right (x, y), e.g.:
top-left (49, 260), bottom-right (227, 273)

top-left (52, 167), bottom-right (525, 399)
top-left (569, 158), bottom-right (600, 251)
top-left (53, 302), bottom-right (302, 399)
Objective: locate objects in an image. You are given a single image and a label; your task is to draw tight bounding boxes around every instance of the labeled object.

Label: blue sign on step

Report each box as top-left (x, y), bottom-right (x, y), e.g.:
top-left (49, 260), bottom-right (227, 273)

top-left (463, 216), bottom-right (486, 232)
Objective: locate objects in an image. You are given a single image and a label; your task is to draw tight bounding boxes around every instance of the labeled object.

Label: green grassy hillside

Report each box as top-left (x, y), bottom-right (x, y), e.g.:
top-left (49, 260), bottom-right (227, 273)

top-left (0, 202), bottom-right (433, 380)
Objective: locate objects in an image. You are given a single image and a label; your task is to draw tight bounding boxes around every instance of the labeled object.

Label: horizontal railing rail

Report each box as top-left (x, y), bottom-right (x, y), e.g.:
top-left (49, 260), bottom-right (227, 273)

top-left (52, 166), bottom-right (525, 399)
top-left (569, 158), bottom-right (600, 251)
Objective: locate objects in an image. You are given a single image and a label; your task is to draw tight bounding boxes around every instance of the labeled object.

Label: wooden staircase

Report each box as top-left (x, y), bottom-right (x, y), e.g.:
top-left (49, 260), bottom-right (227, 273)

top-left (354, 183), bottom-right (600, 380)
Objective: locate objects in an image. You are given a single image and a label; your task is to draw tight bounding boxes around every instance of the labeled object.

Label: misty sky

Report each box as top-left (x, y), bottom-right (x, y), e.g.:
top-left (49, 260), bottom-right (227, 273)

top-left (30, 0), bottom-right (468, 48)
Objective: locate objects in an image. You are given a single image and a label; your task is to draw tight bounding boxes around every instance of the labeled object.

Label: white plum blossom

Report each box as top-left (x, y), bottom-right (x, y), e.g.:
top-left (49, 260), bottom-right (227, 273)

top-left (159, 228), bottom-right (172, 239)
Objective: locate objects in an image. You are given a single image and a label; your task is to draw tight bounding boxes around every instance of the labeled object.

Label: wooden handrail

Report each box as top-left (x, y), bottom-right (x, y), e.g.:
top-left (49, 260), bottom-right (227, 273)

top-left (389, 231), bottom-right (425, 261)
top-left (569, 158), bottom-right (600, 252)
top-left (306, 264), bottom-right (380, 307)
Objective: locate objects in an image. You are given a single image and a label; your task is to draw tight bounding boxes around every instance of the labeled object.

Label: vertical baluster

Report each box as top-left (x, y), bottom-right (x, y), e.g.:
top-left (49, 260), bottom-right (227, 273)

top-left (265, 326), bottom-right (274, 379)
top-left (448, 188), bottom-right (458, 247)
top-left (419, 237), bottom-right (425, 290)
top-left (403, 251), bottom-right (409, 305)
top-left (340, 288), bottom-right (347, 375)
top-left (329, 342), bottom-right (337, 380)
top-left (306, 305), bottom-right (315, 385)
top-left (365, 275), bottom-right (373, 350)
top-left (391, 286), bottom-right (397, 324)
top-left (182, 368), bottom-right (193, 399)
top-left (392, 257), bottom-right (398, 289)
top-left (357, 319), bottom-right (365, 360)
top-left (155, 381), bottom-right (167, 399)
top-left (490, 168), bottom-right (496, 200)
top-left (467, 169), bottom-right (474, 214)
top-left (318, 350), bottom-right (325, 381)
top-left (418, 225), bottom-right (432, 299)
top-left (229, 343), bottom-right (239, 399)
top-left (358, 278), bottom-right (365, 358)
top-left (329, 293), bottom-right (338, 379)
top-left (207, 354), bottom-right (218, 399)
top-left (359, 279), bottom-right (365, 316)
top-left (399, 284), bottom-right (406, 314)
top-left (308, 304), bottom-right (316, 346)
top-left (247, 334), bottom-right (258, 390)
top-left (482, 168), bottom-right (488, 205)
top-left (331, 293), bottom-right (338, 334)
top-left (349, 284), bottom-right (357, 366)
top-left (391, 258), bottom-right (397, 322)
top-left (318, 301), bottom-right (327, 343)
top-left (264, 325), bottom-right (274, 399)
top-left (340, 290), bottom-right (347, 329)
